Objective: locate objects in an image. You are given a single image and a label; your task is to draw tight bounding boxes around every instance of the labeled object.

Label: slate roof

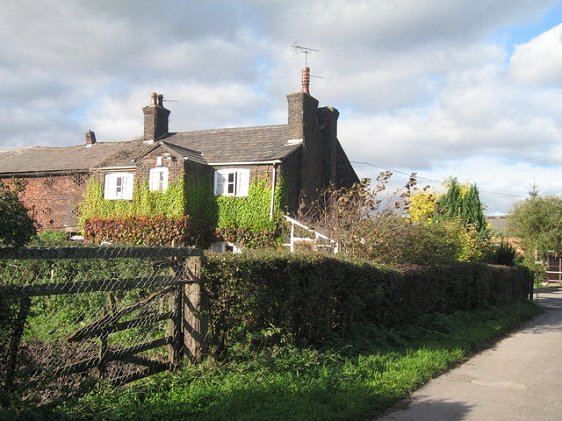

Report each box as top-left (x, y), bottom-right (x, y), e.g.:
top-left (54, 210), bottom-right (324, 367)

top-left (0, 124), bottom-right (300, 175)
top-left (0, 141), bottom-right (155, 175)
top-left (162, 124), bottom-right (299, 163)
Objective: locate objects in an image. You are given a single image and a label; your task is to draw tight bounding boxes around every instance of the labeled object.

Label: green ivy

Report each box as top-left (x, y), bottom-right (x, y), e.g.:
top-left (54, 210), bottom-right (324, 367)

top-left (216, 176), bottom-right (284, 231)
top-left (215, 175), bottom-right (286, 248)
top-left (79, 176), bottom-right (186, 227)
top-left (79, 171), bottom-right (287, 249)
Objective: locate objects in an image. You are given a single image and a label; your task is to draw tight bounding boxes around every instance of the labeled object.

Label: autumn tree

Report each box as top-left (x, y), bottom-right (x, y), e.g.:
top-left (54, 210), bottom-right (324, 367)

top-left (408, 178), bottom-right (492, 261)
top-left (508, 195), bottom-right (562, 260)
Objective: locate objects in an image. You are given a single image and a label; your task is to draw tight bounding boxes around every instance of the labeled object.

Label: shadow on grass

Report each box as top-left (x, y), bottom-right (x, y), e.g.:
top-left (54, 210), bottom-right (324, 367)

top-left (40, 301), bottom-right (543, 421)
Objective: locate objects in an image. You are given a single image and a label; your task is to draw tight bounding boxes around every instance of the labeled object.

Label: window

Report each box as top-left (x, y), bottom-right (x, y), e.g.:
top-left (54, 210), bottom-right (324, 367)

top-left (104, 172), bottom-right (134, 200)
top-left (214, 169), bottom-right (250, 197)
top-left (210, 241), bottom-right (241, 254)
top-left (149, 167), bottom-right (169, 192)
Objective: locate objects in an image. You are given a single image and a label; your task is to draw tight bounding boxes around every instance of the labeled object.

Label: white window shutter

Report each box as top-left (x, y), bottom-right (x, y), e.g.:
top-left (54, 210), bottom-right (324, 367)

top-left (149, 170), bottom-right (158, 191)
top-left (214, 171), bottom-right (225, 196)
top-left (104, 174), bottom-right (115, 200)
top-left (149, 167), bottom-right (168, 192)
top-left (122, 173), bottom-right (134, 200)
top-left (237, 170), bottom-right (250, 197)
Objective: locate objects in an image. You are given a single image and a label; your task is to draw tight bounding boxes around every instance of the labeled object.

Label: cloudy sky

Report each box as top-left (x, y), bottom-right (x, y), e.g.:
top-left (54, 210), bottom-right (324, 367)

top-left (1, 0), bottom-right (562, 214)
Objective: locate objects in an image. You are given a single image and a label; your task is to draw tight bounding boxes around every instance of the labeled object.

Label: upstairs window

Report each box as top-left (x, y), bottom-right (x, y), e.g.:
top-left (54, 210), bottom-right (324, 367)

top-left (149, 167), bottom-right (169, 192)
top-left (104, 172), bottom-right (134, 200)
top-left (214, 169), bottom-right (250, 197)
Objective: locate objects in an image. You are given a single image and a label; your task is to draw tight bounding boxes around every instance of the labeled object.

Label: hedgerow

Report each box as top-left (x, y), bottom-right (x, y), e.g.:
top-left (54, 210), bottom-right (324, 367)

top-left (203, 252), bottom-right (531, 355)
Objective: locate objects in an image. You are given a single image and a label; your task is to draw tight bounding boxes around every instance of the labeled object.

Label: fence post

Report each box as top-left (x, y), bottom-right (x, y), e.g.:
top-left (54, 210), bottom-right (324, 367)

top-left (168, 283), bottom-right (183, 369)
top-left (3, 296), bottom-right (31, 394)
top-left (183, 256), bottom-right (208, 363)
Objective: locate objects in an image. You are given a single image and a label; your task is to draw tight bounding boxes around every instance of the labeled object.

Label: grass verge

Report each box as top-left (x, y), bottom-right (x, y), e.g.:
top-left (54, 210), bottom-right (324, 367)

top-left (26, 301), bottom-right (544, 420)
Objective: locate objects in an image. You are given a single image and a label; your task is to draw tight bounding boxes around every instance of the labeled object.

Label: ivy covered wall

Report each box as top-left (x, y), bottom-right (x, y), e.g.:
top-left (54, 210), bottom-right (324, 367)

top-left (79, 176), bottom-right (186, 226)
top-left (215, 175), bottom-right (286, 248)
top-left (79, 167), bottom-right (287, 249)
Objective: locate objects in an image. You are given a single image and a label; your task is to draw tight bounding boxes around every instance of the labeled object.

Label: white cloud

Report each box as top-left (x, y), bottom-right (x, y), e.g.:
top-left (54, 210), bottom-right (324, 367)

top-left (511, 23), bottom-right (562, 85)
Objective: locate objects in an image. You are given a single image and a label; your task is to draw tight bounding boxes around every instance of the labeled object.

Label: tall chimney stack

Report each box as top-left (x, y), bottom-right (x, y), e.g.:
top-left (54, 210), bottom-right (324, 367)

top-left (85, 130), bottom-right (96, 146)
top-left (143, 92), bottom-right (170, 141)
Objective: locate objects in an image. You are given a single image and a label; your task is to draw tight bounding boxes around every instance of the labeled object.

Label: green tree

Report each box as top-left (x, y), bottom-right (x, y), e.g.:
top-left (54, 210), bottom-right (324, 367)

top-left (0, 180), bottom-right (37, 247)
top-left (508, 196), bottom-right (562, 260)
top-left (460, 184), bottom-right (486, 233)
top-left (436, 178), bottom-right (463, 221)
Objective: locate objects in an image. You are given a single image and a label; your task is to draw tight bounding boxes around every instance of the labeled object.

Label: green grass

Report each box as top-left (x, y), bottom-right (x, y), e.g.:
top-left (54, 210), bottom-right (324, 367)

top-left (27, 301), bottom-right (543, 420)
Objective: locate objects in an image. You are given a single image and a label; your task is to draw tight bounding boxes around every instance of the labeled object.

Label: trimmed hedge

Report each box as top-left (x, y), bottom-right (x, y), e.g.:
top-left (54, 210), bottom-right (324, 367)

top-left (84, 215), bottom-right (193, 246)
top-left (204, 253), bottom-right (531, 353)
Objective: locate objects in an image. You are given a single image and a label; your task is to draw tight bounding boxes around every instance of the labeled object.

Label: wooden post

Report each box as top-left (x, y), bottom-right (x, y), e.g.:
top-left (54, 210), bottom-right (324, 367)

top-left (3, 296), bottom-right (31, 395)
top-left (529, 274), bottom-right (534, 302)
top-left (167, 284), bottom-right (183, 369)
top-left (183, 256), bottom-right (208, 363)
top-left (97, 294), bottom-right (116, 378)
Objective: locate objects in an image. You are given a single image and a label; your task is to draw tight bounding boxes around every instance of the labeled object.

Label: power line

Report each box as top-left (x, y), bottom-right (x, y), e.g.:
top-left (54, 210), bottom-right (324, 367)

top-left (350, 160), bottom-right (527, 199)
top-left (456, 149), bottom-right (562, 177)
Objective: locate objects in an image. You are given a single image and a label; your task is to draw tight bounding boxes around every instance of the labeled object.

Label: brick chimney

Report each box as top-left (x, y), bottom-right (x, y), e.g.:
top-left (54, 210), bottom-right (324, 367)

top-left (85, 130), bottom-right (96, 146)
top-left (287, 67), bottom-right (321, 205)
top-left (143, 92), bottom-right (170, 141)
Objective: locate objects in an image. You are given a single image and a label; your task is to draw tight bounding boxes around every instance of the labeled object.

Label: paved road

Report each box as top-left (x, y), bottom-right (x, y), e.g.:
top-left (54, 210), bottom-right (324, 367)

top-left (378, 288), bottom-right (562, 421)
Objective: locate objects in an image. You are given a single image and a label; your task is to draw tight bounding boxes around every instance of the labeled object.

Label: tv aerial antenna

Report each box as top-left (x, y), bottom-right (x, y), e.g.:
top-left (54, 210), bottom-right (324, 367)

top-left (291, 42), bottom-right (319, 67)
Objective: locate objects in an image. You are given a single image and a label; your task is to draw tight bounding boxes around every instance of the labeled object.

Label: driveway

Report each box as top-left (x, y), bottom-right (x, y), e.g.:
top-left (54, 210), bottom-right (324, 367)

top-left (377, 288), bottom-right (562, 421)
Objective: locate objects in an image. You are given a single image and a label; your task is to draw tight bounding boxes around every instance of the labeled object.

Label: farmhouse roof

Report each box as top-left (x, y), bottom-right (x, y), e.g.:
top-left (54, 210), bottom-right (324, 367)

top-left (0, 124), bottom-right (300, 175)
top-left (0, 141), bottom-right (154, 175)
top-left (162, 124), bottom-right (298, 164)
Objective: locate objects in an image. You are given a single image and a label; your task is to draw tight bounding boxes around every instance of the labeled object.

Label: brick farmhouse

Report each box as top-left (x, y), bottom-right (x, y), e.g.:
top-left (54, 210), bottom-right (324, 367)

top-left (0, 68), bottom-right (358, 241)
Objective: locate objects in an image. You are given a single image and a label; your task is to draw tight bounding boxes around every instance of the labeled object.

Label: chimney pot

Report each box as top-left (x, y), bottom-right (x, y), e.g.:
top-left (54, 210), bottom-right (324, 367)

top-left (301, 67), bottom-right (311, 94)
top-left (157, 94), bottom-right (164, 106)
top-left (151, 92), bottom-right (158, 105)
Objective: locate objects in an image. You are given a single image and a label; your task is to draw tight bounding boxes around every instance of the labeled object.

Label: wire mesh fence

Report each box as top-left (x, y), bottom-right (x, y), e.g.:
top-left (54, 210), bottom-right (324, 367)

top-left (0, 246), bottom-right (204, 408)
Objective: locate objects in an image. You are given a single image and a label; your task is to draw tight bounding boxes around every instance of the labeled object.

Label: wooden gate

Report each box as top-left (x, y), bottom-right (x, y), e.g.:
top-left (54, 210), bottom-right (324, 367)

top-left (0, 246), bottom-right (208, 406)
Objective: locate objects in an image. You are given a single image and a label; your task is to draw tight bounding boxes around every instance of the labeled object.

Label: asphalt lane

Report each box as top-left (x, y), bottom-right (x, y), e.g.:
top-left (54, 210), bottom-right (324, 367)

top-left (377, 288), bottom-right (562, 421)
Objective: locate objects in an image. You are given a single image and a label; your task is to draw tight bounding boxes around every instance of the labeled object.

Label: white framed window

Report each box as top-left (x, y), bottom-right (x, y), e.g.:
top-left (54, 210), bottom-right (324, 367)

top-left (214, 169), bottom-right (250, 197)
top-left (209, 241), bottom-right (241, 254)
top-left (104, 172), bottom-right (134, 200)
top-left (149, 167), bottom-right (169, 192)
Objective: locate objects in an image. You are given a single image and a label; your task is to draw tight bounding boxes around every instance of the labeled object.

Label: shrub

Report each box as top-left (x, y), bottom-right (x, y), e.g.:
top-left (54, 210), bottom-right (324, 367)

top-left (83, 215), bottom-right (194, 246)
top-left (0, 181), bottom-right (37, 248)
top-left (203, 252), bottom-right (532, 356)
top-left (490, 241), bottom-right (518, 266)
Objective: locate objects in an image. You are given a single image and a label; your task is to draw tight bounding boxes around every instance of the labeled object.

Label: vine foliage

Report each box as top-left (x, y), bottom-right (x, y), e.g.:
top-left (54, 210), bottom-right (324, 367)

top-left (78, 171), bottom-right (286, 248)
top-left (214, 175), bottom-right (286, 249)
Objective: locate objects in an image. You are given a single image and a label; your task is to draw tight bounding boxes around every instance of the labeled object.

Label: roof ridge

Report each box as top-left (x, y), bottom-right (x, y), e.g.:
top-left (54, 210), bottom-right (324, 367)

top-left (169, 124), bottom-right (288, 136)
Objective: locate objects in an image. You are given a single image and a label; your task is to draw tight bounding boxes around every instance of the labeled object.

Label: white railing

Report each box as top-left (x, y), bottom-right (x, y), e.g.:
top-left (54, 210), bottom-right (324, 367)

top-left (283, 216), bottom-right (339, 254)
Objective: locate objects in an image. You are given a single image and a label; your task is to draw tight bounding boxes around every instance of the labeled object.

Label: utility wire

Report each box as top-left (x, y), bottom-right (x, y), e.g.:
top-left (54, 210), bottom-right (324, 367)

top-left (351, 160), bottom-right (527, 199)
top-left (455, 149), bottom-right (562, 177)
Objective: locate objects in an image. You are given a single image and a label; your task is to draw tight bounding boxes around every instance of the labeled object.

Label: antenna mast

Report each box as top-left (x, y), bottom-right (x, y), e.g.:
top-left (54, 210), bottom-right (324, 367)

top-left (291, 42), bottom-right (319, 67)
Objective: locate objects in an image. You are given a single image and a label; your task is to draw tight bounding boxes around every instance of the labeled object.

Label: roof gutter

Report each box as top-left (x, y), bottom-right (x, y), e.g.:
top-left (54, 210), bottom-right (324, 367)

top-left (207, 159), bottom-right (282, 166)
top-left (0, 169), bottom-right (90, 177)
top-left (93, 165), bottom-right (137, 171)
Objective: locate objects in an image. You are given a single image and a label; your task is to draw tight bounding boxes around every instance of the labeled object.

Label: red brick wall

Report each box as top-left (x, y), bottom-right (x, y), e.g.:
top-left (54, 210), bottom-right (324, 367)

top-left (1, 172), bottom-right (90, 232)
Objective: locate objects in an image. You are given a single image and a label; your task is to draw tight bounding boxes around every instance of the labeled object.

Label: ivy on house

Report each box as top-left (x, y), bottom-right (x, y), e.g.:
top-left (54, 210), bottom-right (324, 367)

top-left (79, 176), bottom-right (186, 226)
top-left (215, 175), bottom-right (287, 249)
top-left (79, 171), bottom-right (287, 249)
top-left (79, 176), bottom-right (189, 245)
